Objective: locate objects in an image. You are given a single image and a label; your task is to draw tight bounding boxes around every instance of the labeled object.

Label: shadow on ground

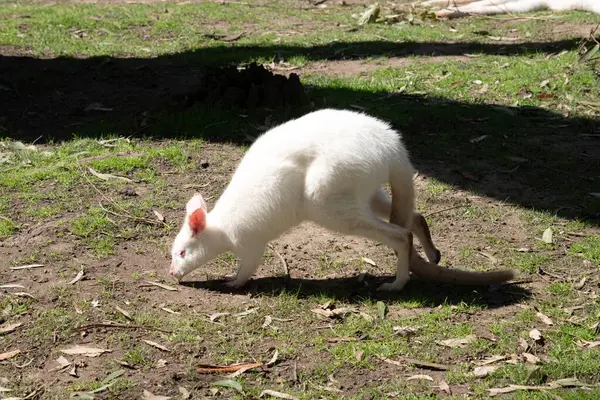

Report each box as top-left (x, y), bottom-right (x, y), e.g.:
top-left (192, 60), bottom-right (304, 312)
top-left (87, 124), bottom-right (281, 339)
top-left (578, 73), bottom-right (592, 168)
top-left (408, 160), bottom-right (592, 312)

top-left (1, 39), bottom-right (599, 223)
top-left (180, 274), bottom-right (531, 308)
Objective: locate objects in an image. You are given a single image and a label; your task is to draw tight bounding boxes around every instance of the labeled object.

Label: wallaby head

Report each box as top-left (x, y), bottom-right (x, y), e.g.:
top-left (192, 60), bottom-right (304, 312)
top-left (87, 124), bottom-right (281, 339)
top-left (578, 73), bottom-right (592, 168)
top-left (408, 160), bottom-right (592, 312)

top-left (169, 192), bottom-right (226, 281)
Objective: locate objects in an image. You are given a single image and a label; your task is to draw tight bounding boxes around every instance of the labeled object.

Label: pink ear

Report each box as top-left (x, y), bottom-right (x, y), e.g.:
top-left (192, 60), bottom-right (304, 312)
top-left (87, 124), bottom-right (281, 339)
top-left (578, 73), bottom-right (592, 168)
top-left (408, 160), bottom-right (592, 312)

top-left (186, 193), bottom-right (207, 215)
top-left (188, 208), bottom-right (206, 234)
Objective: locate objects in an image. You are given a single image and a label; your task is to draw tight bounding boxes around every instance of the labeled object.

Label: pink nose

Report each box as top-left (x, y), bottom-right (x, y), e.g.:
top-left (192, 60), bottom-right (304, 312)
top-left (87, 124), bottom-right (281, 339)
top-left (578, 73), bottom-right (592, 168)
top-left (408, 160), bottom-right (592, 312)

top-left (169, 263), bottom-right (174, 276)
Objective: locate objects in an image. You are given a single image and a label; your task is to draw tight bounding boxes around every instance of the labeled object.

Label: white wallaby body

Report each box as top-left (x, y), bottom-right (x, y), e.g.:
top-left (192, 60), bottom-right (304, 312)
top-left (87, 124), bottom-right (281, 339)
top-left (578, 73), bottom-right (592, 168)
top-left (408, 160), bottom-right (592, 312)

top-left (430, 0), bottom-right (600, 17)
top-left (169, 108), bottom-right (515, 291)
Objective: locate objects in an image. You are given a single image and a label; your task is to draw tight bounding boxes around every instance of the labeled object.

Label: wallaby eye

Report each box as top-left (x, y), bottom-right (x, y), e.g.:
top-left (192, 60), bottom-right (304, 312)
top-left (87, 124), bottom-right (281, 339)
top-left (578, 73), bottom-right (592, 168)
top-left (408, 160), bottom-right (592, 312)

top-left (179, 250), bottom-right (186, 258)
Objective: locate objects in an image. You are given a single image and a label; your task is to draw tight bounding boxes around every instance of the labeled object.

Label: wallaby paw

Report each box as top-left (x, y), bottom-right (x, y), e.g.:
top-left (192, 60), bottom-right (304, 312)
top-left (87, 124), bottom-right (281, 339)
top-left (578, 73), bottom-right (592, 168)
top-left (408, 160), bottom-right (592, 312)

top-left (223, 278), bottom-right (247, 289)
top-left (433, 249), bottom-right (441, 264)
top-left (376, 281), bottom-right (407, 292)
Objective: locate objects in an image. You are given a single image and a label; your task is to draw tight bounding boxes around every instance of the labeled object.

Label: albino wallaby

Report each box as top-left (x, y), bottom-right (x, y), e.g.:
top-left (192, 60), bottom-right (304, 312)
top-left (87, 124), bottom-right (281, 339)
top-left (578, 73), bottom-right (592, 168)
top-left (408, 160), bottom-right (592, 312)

top-left (169, 109), bottom-right (515, 291)
top-left (429, 0), bottom-right (600, 17)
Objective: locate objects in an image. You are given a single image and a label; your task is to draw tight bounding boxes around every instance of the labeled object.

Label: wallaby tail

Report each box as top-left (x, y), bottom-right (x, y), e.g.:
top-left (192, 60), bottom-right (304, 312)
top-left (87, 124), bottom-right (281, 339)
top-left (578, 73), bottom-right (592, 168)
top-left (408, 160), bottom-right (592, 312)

top-left (409, 249), bottom-right (516, 285)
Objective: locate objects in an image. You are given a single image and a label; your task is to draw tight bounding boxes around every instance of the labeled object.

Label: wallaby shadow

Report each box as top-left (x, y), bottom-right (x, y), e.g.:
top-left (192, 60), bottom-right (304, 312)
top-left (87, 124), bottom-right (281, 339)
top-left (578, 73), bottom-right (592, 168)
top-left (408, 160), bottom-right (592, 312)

top-left (1, 38), bottom-right (599, 225)
top-left (180, 274), bottom-right (531, 309)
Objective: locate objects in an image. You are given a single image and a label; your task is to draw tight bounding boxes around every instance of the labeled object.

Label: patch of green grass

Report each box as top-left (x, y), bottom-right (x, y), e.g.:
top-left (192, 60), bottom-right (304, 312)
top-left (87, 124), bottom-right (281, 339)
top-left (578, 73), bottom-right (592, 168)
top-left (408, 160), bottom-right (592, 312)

top-left (122, 347), bottom-right (153, 367)
top-left (0, 296), bottom-right (34, 316)
top-left (570, 234), bottom-right (600, 263)
top-left (69, 207), bottom-right (113, 237)
top-left (24, 205), bottom-right (63, 219)
top-left (510, 252), bottom-right (550, 273)
top-left (89, 155), bottom-right (149, 174)
top-left (91, 237), bottom-right (116, 258)
top-left (546, 282), bottom-right (574, 297)
top-left (425, 178), bottom-right (450, 199)
top-left (0, 216), bottom-right (16, 238)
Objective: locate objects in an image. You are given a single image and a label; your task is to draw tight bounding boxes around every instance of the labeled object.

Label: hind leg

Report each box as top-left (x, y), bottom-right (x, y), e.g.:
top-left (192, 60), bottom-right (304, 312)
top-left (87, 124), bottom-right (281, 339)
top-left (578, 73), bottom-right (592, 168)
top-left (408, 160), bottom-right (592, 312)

top-left (370, 189), bottom-right (441, 264)
top-left (313, 200), bottom-right (413, 292)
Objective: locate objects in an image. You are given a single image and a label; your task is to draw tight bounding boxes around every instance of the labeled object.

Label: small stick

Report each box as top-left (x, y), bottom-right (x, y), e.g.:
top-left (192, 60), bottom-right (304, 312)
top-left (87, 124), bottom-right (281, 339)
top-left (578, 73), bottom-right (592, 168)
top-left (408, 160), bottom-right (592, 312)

top-left (268, 244), bottom-right (290, 277)
top-left (75, 323), bottom-right (171, 333)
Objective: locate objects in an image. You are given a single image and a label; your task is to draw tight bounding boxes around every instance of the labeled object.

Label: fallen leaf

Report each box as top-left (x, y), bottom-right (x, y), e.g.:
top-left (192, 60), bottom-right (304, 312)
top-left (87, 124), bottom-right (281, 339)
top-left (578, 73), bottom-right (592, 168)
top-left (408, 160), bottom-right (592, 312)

top-left (48, 355), bottom-right (71, 372)
top-left (379, 356), bottom-right (448, 371)
top-left (377, 301), bottom-right (387, 320)
top-left (542, 228), bottom-right (553, 244)
top-left (576, 340), bottom-right (600, 348)
top-left (209, 312), bottom-right (230, 322)
top-left (10, 264), bottom-right (44, 271)
top-left (142, 389), bottom-right (171, 400)
top-left (311, 307), bottom-right (358, 319)
top-left (355, 349), bottom-right (364, 362)
top-left (393, 325), bottom-right (420, 337)
top-left (536, 312), bottom-right (553, 326)
top-left (88, 167), bottom-right (132, 183)
top-left (222, 31), bottom-right (245, 42)
top-left (60, 345), bottom-right (111, 357)
top-left (69, 269), bottom-right (84, 285)
top-left (143, 340), bottom-right (170, 352)
top-left (0, 349), bottom-right (21, 360)
top-left (161, 307), bottom-right (181, 315)
top-left (179, 386), bottom-right (190, 399)
top-left (518, 337), bottom-right (530, 351)
top-left (11, 292), bottom-right (35, 299)
top-left (537, 93), bottom-right (555, 99)
top-left (0, 322), bottom-right (22, 335)
top-left (320, 300), bottom-right (334, 310)
top-left (197, 362), bottom-right (262, 374)
top-left (116, 305), bottom-right (133, 321)
top-left (529, 329), bottom-right (543, 342)
top-left (539, 79), bottom-right (550, 88)
top-left (517, 247), bottom-right (530, 252)
top-left (478, 251), bottom-right (498, 264)
top-left (262, 316), bottom-right (273, 328)
top-left (156, 359), bottom-right (167, 368)
top-left (100, 369), bottom-right (125, 387)
top-left (359, 311), bottom-right (373, 322)
top-left (265, 349), bottom-right (279, 367)
top-left (233, 308), bottom-right (258, 318)
top-left (470, 135), bottom-right (488, 143)
top-left (153, 210), bottom-right (165, 222)
top-left (146, 280), bottom-right (178, 291)
top-left (574, 277), bottom-right (587, 290)
top-left (259, 389), bottom-right (299, 400)
top-left (357, 3), bottom-right (380, 25)
top-left (56, 355), bottom-right (71, 368)
top-left (439, 380), bottom-right (451, 395)
top-left (91, 299), bottom-right (101, 308)
top-left (579, 43), bottom-right (600, 63)
top-left (69, 365), bottom-right (78, 377)
top-left (451, 81), bottom-right (465, 87)
top-left (0, 284), bottom-right (25, 289)
top-left (522, 352), bottom-right (541, 364)
top-left (476, 355), bottom-right (507, 366)
top-left (488, 378), bottom-right (593, 396)
top-left (361, 257), bottom-right (377, 266)
top-left (473, 79), bottom-right (483, 85)
top-left (406, 374), bottom-right (434, 381)
top-left (436, 334), bottom-right (477, 348)
top-left (211, 379), bottom-right (243, 393)
top-left (473, 365), bottom-right (498, 377)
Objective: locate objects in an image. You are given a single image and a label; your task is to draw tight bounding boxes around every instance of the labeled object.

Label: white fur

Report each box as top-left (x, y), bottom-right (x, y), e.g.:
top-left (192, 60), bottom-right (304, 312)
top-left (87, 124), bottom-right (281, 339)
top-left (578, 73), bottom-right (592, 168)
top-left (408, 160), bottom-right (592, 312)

top-left (431, 0), bottom-right (600, 16)
top-left (170, 109), bottom-right (518, 289)
top-left (170, 108), bottom-right (434, 291)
